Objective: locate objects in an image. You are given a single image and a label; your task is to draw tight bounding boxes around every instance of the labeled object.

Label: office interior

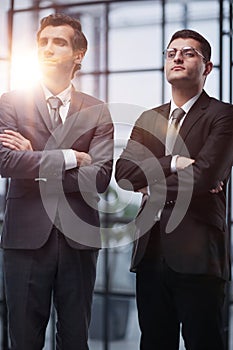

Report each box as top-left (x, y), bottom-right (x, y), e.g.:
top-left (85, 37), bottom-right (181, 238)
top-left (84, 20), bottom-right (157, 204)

top-left (0, 0), bottom-right (232, 349)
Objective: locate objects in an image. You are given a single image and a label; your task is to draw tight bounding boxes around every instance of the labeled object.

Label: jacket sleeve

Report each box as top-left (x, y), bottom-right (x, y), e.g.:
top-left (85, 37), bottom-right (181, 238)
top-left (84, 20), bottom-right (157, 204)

top-left (0, 92), bottom-right (65, 180)
top-left (62, 104), bottom-right (114, 194)
top-left (153, 102), bottom-right (233, 203)
top-left (115, 109), bottom-right (172, 191)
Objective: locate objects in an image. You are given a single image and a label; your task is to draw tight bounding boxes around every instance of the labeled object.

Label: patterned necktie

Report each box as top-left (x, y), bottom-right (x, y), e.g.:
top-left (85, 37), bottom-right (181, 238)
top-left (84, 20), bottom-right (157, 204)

top-left (47, 96), bottom-right (63, 130)
top-left (166, 108), bottom-right (185, 155)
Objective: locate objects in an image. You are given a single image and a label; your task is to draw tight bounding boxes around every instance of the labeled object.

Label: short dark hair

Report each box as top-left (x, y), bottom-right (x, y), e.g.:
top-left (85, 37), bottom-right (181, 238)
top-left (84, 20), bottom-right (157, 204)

top-left (167, 29), bottom-right (211, 61)
top-left (37, 13), bottom-right (88, 73)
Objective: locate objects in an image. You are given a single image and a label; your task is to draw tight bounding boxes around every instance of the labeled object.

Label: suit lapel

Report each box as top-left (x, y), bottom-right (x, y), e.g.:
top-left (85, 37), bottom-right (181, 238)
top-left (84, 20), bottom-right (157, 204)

top-left (150, 103), bottom-right (170, 156)
top-left (67, 88), bottom-right (84, 118)
top-left (34, 84), bottom-right (53, 132)
top-left (34, 85), bottom-right (85, 147)
top-left (174, 91), bottom-right (210, 153)
top-left (55, 89), bottom-right (85, 147)
top-left (179, 91), bottom-right (210, 140)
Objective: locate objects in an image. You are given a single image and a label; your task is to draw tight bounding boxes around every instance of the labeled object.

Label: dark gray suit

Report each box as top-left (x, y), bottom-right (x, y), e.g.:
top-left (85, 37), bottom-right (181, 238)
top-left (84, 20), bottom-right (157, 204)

top-left (116, 90), bottom-right (233, 279)
top-left (0, 84), bottom-right (113, 349)
top-left (115, 90), bottom-right (233, 350)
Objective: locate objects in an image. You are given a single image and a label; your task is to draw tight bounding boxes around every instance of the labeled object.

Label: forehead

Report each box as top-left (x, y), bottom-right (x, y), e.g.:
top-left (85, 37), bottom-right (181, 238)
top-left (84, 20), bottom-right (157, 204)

top-left (168, 38), bottom-right (201, 50)
top-left (39, 24), bottom-right (75, 41)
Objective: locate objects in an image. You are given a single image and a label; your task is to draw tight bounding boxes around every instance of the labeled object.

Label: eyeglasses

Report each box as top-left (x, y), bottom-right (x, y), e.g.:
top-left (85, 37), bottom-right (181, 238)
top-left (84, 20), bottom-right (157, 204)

top-left (163, 46), bottom-right (206, 61)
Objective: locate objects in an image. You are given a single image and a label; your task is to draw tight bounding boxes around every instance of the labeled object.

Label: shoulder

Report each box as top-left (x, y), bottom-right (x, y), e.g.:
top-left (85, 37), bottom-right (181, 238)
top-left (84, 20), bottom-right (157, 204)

top-left (0, 89), bottom-right (27, 112)
top-left (72, 90), bottom-right (105, 108)
top-left (201, 90), bottom-right (233, 113)
top-left (0, 85), bottom-right (41, 106)
top-left (209, 97), bottom-right (233, 113)
top-left (136, 103), bottom-right (170, 126)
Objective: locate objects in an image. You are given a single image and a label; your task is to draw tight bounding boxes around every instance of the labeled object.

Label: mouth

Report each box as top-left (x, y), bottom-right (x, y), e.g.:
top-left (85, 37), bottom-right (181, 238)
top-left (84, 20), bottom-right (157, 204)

top-left (41, 58), bottom-right (58, 64)
top-left (172, 65), bottom-right (185, 71)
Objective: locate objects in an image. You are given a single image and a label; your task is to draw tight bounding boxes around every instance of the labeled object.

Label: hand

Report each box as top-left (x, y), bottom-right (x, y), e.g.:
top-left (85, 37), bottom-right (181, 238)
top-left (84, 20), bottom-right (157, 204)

top-left (137, 187), bottom-right (149, 195)
top-left (0, 130), bottom-right (33, 151)
top-left (176, 156), bottom-right (195, 170)
top-left (209, 181), bottom-right (224, 194)
top-left (74, 151), bottom-right (92, 167)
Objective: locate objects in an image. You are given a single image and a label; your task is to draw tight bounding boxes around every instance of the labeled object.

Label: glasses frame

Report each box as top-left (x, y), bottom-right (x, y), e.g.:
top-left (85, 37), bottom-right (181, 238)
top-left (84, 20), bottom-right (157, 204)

top-left (163, 46), bottom-right (207, 62)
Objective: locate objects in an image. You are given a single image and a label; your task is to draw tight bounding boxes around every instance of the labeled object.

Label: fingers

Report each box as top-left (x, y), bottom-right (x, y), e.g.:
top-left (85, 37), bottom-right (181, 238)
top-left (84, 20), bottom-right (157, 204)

top-left (75, 151), bottom-right (92, 167)
top-left (3, 129), bottom-right (25, 139)
top-left (137, 187), bottom-right (148, 195)
top-left (176, 156), bottom-right (195, 170)
top-left (80, 153), bottom-right (92, 166)
top-left (209, 181), bottom-right (224, 194)
top-left (0, 134), bottom-right (22, 150)
top-left (0, 130), bottom-right (33, 151)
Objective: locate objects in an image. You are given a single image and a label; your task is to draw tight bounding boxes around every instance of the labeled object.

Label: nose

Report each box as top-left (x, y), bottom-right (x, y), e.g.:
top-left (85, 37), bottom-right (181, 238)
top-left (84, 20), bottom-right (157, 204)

top-left (174, 50), bottom-right (183, 61)
top-left (43, 41), bottom-right (54, 56)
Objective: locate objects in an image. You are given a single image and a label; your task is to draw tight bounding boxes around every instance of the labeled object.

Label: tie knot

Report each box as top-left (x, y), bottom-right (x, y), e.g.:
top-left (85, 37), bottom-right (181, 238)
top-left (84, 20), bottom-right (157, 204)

top-left (47, 96), bottom-right (62, 110)
top-left (171, 108), bottom-right (185, 126)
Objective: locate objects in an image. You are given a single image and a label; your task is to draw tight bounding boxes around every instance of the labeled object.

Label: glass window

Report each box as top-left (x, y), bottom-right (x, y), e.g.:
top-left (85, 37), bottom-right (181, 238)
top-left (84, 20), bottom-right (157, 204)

top-left (73, 73), bottom-right (107, 101)
top-left (0, 0), bottom-right (10, 58)
top-left (1, 1), bottom-right (233, 350)
top-left (109, 1), bottom-right (162, 71)
top-left (89, 296), bottom-right (140, 349)
top-left (108, 71), bottom-right (162, 108)
top-left (10, 10), bottom-right (53, 90)
top-left (13, 0), bottom-right (102, 9)
top-left (66, 5), bottom-right (107, 73)
top-left (0, 61), bottom-right (11, 95)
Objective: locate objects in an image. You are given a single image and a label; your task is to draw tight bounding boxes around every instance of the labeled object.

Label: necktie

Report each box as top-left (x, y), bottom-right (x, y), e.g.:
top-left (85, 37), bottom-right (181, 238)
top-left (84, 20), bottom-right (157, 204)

top-left (47, 97), bottom-right (63, 130)
top-left (166, 108), bottom-right (185, 155)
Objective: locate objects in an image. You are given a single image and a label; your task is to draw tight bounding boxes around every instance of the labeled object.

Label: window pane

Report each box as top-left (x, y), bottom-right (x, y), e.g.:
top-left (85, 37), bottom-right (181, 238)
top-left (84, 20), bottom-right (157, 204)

top-left (188, 0), bottom-right (219, 65)
top-left (13, 0), bottom-right (102, 9)
top-left (0, 0), bottom-right (10, 58)
top-left (0, 62), bottom-right (10, 95)
top-left (109, 2), bottom-right (162, 70)
top-left (74, 73), bottom-right (107, 101)
top-left (66, 5), bottom-right (107, 73)
top-left (109, 71), bottom-right (162, 108)
top-left (10, 10), bottom-right (54, 90)
top-left (89, 296), bottom-right (140, 348)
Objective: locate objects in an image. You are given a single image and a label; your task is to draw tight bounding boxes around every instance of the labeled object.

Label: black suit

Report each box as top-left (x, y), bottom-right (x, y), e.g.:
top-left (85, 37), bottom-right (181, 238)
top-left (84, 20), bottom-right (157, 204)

top-left (0, 84), bottom-right (114, 349)
top-left (115, 90), bottom-right (233, 350)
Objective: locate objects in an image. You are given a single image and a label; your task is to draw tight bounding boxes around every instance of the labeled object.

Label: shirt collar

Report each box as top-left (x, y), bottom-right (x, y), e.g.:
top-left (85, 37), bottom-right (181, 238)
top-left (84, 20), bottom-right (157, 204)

top-left (41, 83), bottom-right (72, 106)
top-left (170, 91), bottom-right (202, 118)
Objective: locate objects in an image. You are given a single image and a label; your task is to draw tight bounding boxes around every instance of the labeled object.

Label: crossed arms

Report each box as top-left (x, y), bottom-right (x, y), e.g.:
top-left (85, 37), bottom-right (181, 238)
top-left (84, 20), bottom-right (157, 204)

top-left (0, 93), bottom-right (114, 194)
top-left (0, 129), bottom-right (92, 167)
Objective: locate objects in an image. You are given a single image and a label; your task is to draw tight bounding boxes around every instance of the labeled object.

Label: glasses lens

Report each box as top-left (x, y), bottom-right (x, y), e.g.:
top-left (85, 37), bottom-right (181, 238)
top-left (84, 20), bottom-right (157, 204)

top-left (164, 46), bottom-right (205, 60)
top-left (165, 49), bottom-right (176, 59)
top-left (182, 47), bottom-right (196, 58)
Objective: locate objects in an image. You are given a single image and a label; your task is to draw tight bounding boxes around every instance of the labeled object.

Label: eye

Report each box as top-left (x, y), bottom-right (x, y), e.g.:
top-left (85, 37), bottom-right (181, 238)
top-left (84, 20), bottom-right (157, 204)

top-left (38, 38), bottom-right (48, 47)
top-left (167, 50), bottom-right (176, 59)
top-left (182, 48), bottom-right (195, 58)
top-left (54, 38), bottom-right (67, 46)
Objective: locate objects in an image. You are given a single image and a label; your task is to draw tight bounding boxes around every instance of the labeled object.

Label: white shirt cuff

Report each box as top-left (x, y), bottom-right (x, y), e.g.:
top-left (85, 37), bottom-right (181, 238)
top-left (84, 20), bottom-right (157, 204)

top-left (171, 155), bottom-right (179, 173)
top-left (62, 149), bottom-right (77, 170)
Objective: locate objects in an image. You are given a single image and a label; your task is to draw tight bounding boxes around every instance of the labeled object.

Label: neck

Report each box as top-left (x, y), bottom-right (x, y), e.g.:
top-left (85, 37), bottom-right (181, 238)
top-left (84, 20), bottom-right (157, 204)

top-left (171, 86), bottom-right (202, 107)
top-left (42, 76), bottom-right (71, 96)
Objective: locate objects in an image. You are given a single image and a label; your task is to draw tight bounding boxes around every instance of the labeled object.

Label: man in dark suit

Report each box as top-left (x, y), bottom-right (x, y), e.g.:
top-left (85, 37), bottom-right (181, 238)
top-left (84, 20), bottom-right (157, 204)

top-left (115, 29), bottom-right (233, 350)
top-left (0, 13), bottom-right (113, 349)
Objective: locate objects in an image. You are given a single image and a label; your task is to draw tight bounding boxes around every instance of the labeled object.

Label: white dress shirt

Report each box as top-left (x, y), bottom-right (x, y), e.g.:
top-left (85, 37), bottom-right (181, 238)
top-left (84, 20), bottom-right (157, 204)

top-left (42, 83), bottom-right (77, 170)
top-left (169, 92), bottom-right (201, 172)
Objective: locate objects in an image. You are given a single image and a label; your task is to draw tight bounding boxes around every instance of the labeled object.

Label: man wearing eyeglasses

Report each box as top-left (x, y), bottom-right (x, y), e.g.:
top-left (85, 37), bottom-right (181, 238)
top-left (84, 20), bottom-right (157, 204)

top-left (115, 29), bottom-right (233, 349)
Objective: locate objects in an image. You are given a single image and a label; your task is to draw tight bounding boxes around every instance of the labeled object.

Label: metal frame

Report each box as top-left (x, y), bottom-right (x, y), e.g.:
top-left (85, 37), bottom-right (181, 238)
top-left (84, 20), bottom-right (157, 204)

top-left (0, 1), bottom-right (232, 349)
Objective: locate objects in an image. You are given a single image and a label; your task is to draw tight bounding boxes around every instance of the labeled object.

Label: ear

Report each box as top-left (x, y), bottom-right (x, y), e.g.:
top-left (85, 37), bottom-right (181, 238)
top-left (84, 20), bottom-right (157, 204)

top-left (74, 50), bottom-right (85, 65)
top-left (203, 61), bottom-right (213, 77)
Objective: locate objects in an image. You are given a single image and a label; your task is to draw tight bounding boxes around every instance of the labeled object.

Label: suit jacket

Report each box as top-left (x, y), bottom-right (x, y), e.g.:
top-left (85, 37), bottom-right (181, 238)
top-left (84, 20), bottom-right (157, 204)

top-left (0, 84), bottom-right (114, 250)
top-left (115, 90), bottom-right (233, 280)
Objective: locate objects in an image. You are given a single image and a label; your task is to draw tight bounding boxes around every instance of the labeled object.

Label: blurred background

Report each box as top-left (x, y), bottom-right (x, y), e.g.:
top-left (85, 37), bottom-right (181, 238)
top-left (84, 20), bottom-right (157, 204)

top-left (0, 0), bottom-right (232, 349)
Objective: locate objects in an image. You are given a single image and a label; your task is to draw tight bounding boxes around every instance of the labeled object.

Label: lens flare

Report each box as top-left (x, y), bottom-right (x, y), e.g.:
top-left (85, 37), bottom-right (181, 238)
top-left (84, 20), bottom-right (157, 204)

top-left (10, 50), bottom-right (41, 90)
